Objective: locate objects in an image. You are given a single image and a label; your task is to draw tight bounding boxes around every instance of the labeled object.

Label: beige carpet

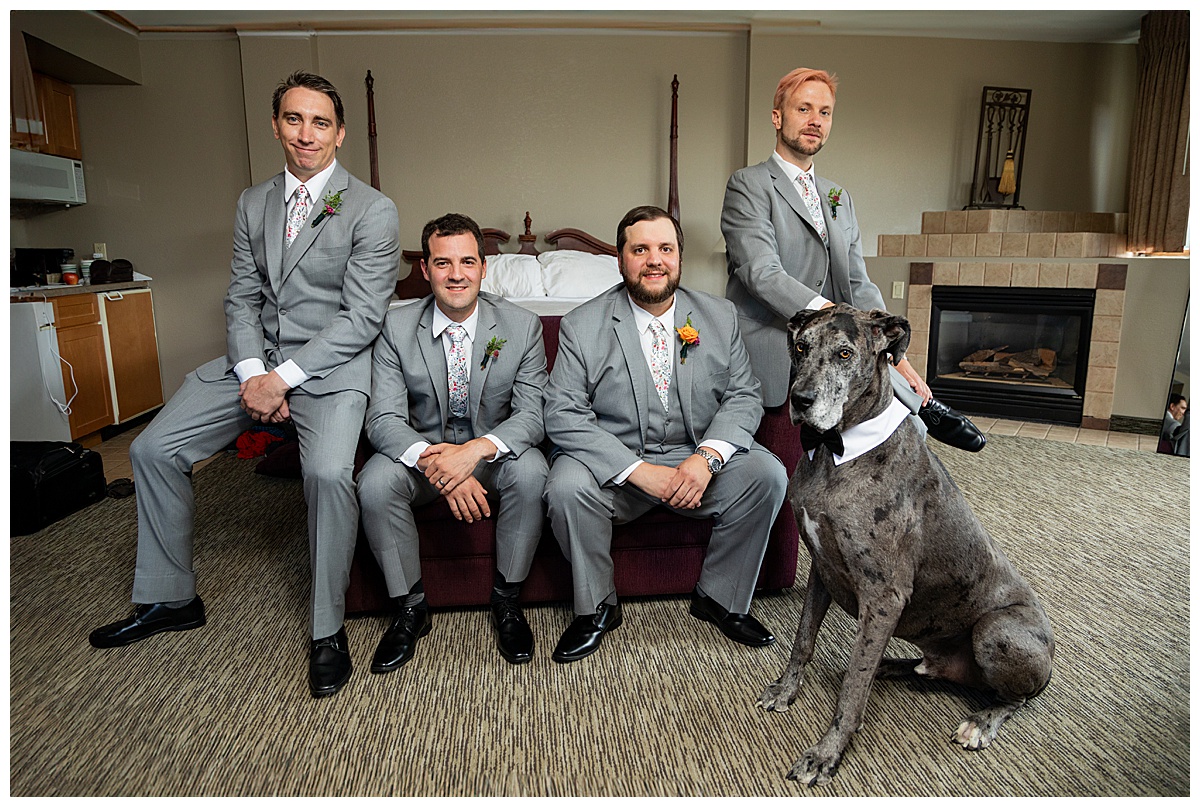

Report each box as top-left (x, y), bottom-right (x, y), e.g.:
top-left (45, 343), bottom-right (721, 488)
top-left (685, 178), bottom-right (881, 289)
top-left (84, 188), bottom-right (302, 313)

top-left (9, 436), bottom-right (1190, 796)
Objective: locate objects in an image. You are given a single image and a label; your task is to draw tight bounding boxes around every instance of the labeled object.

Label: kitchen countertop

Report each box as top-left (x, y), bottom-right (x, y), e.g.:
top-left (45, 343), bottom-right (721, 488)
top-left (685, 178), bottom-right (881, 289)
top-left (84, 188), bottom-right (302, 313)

top-left (10, 280), bottom-right (151, 301)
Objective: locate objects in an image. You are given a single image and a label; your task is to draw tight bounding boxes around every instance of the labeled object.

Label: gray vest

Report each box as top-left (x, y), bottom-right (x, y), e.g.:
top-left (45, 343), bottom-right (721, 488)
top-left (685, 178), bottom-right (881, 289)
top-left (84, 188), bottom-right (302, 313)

top-left (639, 359), bottom-right (689, 459)
top-left (443, 416), bottom-right (475, 445)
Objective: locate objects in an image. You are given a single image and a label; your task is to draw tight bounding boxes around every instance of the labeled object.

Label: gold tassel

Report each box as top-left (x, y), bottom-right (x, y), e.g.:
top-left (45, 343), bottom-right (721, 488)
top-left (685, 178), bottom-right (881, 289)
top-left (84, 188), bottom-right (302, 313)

top-left (997, 149), bottom-right (1017, 196)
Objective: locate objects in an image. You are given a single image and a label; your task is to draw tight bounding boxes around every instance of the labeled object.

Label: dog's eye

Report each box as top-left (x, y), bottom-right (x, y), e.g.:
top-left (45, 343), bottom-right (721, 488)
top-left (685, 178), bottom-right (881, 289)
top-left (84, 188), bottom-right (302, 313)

top-left (839, 349), bottom-right (852, 360)
top-left (795, 345), bottom-right (804, 355)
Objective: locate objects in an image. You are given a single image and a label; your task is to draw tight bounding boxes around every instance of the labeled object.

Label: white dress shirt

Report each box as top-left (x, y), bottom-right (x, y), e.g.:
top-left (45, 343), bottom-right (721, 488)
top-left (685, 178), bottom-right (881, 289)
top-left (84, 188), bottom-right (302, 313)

top-left (614, 292), bottom-right (738, 485)
top-left (398, 303), bottom-right (510, 468)
top-left (233, 159), bottom-right (340, 389)
top-left (771, 150), bottom-right (832, 310)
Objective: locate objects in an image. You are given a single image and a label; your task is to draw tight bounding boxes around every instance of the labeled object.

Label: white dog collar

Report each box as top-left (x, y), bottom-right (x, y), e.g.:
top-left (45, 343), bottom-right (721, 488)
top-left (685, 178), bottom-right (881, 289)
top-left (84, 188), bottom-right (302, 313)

top-left (806, 397), bottom-right (911, 466)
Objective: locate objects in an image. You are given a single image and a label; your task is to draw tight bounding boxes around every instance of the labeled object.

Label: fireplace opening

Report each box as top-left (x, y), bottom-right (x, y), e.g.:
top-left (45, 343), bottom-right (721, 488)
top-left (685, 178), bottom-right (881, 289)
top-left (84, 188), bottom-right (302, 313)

top-left (926, 286), bottom-right (1095, 424)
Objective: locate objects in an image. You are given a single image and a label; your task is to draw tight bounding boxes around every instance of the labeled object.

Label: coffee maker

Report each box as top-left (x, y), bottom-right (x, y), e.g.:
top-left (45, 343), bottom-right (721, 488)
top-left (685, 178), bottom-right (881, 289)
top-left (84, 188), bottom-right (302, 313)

top-left (12, 247), bottom-right (75, 287)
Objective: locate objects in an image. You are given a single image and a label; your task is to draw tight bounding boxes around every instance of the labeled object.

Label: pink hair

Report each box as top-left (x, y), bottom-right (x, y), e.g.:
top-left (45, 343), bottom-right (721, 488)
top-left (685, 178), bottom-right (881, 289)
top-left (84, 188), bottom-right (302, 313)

top-left (773, 68), bottom-right (839, 110)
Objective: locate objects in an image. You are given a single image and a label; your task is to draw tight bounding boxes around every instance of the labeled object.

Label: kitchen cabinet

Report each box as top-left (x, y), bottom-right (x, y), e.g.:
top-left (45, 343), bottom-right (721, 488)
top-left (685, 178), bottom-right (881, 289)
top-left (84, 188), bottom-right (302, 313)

top-left (33, 72), bottom-right (82, 160)
top-left (98, 289), bottom-right (164, 422)
top-left (51, 294), bottom-right (114, 439)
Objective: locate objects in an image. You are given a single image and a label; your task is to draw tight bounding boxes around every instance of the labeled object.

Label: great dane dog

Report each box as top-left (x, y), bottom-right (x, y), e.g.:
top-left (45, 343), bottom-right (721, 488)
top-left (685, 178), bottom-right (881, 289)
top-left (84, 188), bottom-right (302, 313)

top-left (760, 303), bottom-right (1054, 786)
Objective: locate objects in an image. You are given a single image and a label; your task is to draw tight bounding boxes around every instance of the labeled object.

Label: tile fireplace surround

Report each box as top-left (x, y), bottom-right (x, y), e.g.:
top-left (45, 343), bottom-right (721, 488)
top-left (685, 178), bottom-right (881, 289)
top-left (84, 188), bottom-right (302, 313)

top-left (905, 260), bottom-right (1127, 430)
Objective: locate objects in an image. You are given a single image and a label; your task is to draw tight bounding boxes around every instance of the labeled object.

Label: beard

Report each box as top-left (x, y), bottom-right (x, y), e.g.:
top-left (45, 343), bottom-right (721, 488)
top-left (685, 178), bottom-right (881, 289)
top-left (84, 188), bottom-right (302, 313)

top-left (781, 129), bottom-right (824, 158)
top-left (623, 270), bottom-right (680, 306)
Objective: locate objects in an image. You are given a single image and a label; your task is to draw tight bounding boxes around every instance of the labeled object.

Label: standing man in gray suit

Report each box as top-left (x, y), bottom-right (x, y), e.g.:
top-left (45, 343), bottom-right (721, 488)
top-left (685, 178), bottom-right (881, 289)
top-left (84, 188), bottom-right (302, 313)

top-left (722, 67), bottom-right (985, 452)
top-left (357, 213), bottom-right (549, 669)
top-left (544, 205), bottom-right (788, 664)
top-left (89, 72), bottom-right (400, 700)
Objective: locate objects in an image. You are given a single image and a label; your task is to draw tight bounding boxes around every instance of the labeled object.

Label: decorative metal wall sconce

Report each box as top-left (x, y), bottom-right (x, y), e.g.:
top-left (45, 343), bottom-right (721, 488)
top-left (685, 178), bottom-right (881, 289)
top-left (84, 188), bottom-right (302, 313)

top-left (965, 86), bottom-right (1031, 209)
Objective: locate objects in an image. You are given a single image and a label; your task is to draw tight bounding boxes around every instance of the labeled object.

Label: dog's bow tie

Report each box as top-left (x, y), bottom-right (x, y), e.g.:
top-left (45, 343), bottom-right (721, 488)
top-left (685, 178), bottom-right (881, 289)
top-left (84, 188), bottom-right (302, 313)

top-left (800, 423), bottom-right (845, 457)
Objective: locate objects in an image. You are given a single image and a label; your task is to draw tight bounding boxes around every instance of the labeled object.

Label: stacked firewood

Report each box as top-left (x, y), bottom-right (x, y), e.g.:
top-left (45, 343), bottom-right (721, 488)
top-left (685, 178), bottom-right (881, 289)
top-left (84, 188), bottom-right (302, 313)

top-left (959, 346), bottom-right (1058, 378)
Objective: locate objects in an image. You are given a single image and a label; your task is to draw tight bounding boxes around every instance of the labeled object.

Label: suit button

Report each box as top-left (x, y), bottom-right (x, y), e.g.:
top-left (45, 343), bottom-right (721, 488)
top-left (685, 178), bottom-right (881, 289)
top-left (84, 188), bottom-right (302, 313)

top-left (280, 308), bottom-right (288, 315)
top-left (815, 281), bottom-right (823, 289)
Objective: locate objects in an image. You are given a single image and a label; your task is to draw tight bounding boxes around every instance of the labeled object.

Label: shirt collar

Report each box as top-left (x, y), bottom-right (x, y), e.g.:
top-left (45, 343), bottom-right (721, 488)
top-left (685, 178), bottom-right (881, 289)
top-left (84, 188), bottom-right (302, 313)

top-left (283, 159), bottom-right (337, 207)
top-left (431, 302), bottom-right (479, 343)
top-left (626, 291), bottom-right (676, 336)
top-left (806, 397), bottom-right (911, 466)
top-left (771, 150), bottom-right (816, 187)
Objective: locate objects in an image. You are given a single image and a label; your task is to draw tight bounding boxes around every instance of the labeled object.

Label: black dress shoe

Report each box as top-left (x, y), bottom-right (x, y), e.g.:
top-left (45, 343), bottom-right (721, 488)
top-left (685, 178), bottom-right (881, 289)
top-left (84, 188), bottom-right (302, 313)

top-left (309, 627), bottom-right (352, 699)
top-left (689, 591), bottom-right (775, 647)
top-left (88, 597), bottom-right (206, 648)
top-left (918, 398), bottom-right (987, 452)
top-left (491, 597), bottom-right (534, 665)
top-left (552, 602), bottom-right (623, 664)
top-left (371, 602), bottom-right (431, 674)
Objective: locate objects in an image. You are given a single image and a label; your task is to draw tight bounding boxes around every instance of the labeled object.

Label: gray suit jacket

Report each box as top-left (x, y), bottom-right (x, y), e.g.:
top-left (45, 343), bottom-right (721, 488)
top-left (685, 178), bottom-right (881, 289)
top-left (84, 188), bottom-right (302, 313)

top-left (722, 156), bottom-right (885, 406)
top-left (197, 162), bottom-right (400, 396)
top-left (366, 292), bottom-right (548, 461)
top-left (544, 285), bottom-right (764, 486)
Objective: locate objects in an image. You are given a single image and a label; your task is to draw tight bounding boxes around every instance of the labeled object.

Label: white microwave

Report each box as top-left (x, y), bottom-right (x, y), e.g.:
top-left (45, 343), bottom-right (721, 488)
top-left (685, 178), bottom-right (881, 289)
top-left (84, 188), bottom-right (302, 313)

top-left (10, 148), bottom-right (86, 205)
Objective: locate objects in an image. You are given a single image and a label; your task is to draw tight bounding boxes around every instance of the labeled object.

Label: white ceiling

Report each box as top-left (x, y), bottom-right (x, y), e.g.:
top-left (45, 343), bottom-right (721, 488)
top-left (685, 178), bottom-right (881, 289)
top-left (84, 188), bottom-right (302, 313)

top-left (107, 9), bottom-right (1147, 44)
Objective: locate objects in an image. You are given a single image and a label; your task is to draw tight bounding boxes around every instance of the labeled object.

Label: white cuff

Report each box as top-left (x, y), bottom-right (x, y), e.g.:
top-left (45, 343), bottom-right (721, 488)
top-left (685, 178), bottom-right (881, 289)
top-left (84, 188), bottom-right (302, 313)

top-left (272, 359), bottom-right (308, 389)
top-left (233, 358), bottom-right (267, 384)
top-left (807, 294), bottom-right (832, 310)
top-left (482, 434), bottom-right (509, 461)
top-left (698, 439), bottom-right (737, 463)
top-left (400, 441), bottom-right (432, 468)
top-left (613, 460), bottom-right (643, 485)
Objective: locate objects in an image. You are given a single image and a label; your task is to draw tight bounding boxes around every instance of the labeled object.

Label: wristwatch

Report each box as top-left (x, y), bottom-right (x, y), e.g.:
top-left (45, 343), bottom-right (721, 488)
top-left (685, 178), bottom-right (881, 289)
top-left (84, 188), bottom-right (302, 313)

top-left (694, 447), bottom-right (724, 475)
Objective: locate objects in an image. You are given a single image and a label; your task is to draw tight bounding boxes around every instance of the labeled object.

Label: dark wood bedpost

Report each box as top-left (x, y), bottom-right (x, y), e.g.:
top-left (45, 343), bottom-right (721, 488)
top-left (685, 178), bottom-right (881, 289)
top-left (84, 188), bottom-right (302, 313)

top-left (366, 70), bottom-right (380, 191)
top-left (668, 74), bottom-right (680, 224)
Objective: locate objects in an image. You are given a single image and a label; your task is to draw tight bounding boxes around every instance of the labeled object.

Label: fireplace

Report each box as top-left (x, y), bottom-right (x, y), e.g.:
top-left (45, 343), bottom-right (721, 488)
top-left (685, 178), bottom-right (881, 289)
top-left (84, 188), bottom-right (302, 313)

top-left (927, 286), bottom-right (1095, 424)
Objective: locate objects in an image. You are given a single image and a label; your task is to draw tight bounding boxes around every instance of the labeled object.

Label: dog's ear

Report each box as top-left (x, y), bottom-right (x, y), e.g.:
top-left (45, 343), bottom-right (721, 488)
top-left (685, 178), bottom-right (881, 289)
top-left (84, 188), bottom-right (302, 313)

top-left (786, 308), bottom-right (825, 351)
top-left (865, 309), bottom-right (911, 366)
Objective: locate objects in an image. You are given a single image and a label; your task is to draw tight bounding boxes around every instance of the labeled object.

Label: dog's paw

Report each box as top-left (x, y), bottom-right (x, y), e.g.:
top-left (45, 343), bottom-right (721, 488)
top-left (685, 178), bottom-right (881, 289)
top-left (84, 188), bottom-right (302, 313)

top-left (951, 700), bottom-right (1022, 750)
top-left (786, 746), bottom-right (842, 786)
top-left (756, 676), bottom-right (801, 711)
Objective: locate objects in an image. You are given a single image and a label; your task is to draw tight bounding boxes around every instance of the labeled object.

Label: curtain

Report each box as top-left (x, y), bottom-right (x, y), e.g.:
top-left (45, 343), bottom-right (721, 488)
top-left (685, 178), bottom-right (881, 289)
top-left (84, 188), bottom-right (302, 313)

top-left (1127, 10), bottom-right (1190, 254)
top-left (10, 28), bottom-right (43, 150)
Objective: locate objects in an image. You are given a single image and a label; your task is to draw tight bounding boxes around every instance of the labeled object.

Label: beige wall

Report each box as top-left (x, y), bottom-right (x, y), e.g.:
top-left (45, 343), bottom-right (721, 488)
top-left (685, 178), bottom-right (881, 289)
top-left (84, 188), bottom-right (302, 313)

top-left (747, 31), bottom-right (1137, 253)
top-left (14, 36), bottom-right (250, 393)
top-left (11, 20), bottom-right (1181, 421)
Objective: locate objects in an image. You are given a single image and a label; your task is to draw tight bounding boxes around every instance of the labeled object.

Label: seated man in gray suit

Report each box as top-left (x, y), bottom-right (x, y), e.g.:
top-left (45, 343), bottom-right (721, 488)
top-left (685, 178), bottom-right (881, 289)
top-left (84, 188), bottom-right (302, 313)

top-left (544, 205), bottom-right (788, 664)
top-left (358, 213), bottom-right (549, 668)
top-left (722, 66), bottom-right (985, 452)
top-left (89, 72), bottom-right (400, 700)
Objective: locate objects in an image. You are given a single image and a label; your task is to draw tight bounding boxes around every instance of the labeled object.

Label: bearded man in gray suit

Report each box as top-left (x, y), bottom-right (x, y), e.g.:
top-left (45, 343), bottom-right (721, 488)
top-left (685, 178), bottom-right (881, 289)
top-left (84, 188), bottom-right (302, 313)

top-left (358, 213), bottom-right (549, 670)
top-left (722, 67), bottom-right (985, 452)
top-left (544, 205), bottom-right (788, 664)
top-left (90, 72), bottom-right (400, 700)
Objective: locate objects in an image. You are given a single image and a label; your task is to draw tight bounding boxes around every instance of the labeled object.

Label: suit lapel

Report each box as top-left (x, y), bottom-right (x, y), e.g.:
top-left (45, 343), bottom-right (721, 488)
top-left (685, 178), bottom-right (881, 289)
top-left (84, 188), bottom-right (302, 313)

top-left (280, 163), bottom-right (349, 286)
top-left (470, 301), bottom-right (497, 424)
top-left (611, 294), bottom-right (649, 447)
top-left (415, 300), bottom-right (450, 423)
top-left (265, 175), bottom-right (286, 292)
top-left (770, 159), bottom-right (823, 243)
top-left (673, 294), bottom-right (694, 437)
top-left (816, 174), bottom-right (853, 303)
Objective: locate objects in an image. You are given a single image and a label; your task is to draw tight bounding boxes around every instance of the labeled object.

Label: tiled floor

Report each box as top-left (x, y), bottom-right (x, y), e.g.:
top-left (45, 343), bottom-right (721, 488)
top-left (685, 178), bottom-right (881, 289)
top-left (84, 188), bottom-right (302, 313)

top-left (93, 415), bottom-right (1165, 483)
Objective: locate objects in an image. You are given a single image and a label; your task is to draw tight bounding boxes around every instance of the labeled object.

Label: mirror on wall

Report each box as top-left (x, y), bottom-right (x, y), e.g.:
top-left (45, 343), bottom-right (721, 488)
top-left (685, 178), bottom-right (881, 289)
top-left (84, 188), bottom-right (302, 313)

top-left (1158, 297), bottom-right (1189, 458)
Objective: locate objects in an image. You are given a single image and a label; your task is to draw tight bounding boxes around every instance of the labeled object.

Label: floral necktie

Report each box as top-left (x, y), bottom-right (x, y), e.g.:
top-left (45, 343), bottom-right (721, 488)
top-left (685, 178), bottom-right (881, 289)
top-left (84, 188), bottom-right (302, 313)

top-left (649, 319), bottom-right (671, 412)
top-left (286, 184), bottom-right (309, 249)
top-left (446, 324), bottom-right (469, 418)
top-left (797, 174), bottom-right (828, 245)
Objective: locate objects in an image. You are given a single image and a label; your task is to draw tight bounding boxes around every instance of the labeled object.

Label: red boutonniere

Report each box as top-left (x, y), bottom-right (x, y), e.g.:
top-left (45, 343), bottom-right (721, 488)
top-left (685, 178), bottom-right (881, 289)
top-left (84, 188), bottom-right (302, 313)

top-left (676, 314), bottom-right (699, 364)
top-left (311, 190), bottom-right (342, 227)
top-left (827, 187), bottom-right (843, 220)
top-left (481, 336), bottom-right (506, 370)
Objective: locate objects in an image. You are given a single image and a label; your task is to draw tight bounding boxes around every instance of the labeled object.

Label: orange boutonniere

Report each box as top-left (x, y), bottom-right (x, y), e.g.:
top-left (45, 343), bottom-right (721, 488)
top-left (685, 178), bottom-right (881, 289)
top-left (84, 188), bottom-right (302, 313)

top-left (676, 313), bottom-right (699, 364)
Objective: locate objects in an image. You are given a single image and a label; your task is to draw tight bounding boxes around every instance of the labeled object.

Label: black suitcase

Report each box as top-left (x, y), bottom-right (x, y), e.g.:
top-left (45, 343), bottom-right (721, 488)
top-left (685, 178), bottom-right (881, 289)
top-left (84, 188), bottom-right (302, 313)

top-left (11, 441), bottom-right (107, 536)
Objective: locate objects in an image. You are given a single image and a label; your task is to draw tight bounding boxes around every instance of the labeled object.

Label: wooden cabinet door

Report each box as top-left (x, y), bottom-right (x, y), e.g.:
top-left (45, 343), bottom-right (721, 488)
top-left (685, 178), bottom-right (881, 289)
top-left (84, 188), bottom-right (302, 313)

top-left (34, 73), bottom-right (82, 160)
top-left (57, 322), bottom-right (114, 438)
top-left (100, 290), bottom-right (165, 422)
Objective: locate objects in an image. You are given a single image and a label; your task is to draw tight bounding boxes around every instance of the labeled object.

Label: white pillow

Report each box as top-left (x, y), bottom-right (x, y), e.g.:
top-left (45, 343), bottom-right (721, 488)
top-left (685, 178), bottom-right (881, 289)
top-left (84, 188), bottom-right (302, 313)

top-left (538, 250), bottom-right (622, 299)
top-left (480, 253), bottom-right (546, 298)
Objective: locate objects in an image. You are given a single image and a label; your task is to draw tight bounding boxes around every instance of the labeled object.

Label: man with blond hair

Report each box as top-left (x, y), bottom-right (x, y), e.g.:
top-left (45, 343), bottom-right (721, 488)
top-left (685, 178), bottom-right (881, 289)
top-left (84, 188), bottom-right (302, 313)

top-left (722, 67), bottom-right (985, 452)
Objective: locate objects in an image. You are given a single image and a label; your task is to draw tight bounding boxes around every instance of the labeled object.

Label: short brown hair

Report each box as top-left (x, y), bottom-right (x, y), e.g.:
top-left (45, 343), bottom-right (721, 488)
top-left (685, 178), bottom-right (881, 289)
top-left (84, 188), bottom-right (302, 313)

top-left (616, 205), bottom-right (684, 255)
top-left (272, 71), bottom-right (345, 129)
top-left (421, 213), bottom-right (486, 263)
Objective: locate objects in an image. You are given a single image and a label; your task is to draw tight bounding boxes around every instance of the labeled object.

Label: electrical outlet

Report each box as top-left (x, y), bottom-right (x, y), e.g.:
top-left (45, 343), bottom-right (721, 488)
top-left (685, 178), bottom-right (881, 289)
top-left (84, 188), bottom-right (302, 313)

top-left (892, 281), bottom-right (905, 299)
top-left (93, 242), bottom-right (108, 260)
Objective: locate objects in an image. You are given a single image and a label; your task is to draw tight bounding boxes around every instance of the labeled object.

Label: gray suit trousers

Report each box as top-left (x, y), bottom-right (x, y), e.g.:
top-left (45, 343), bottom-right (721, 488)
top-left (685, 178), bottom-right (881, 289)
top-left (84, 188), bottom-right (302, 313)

top-left (545, 445), bottom-right (787, 616)
top-left (357, 447), bottom-right (549, 597)
top-left (129, 367), bottom-right (366, 639)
